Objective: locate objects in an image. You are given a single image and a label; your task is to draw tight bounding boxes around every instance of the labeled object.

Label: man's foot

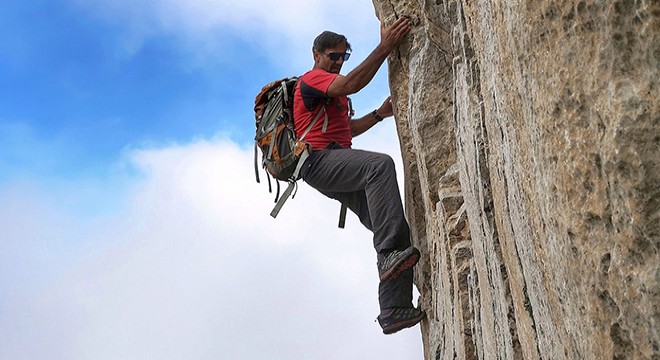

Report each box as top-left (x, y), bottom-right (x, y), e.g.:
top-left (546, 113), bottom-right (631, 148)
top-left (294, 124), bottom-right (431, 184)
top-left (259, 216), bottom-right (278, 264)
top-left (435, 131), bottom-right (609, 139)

top-left (377, 307), bottom-right (425, 335)
top-left (377, 246), bottom-right (420, 281)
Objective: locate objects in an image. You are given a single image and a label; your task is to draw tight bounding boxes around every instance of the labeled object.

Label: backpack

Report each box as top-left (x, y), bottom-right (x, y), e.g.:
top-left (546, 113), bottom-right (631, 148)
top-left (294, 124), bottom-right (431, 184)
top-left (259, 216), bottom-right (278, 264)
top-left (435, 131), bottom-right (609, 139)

top-left (253, 77), bottom-right (329, 219)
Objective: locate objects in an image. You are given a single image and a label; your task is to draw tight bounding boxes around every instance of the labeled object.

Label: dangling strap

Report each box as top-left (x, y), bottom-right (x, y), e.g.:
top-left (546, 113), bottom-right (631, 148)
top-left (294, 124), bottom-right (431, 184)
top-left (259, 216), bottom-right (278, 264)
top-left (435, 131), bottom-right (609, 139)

top-left (338, 203), bottom-right (347, 228)
top-left (291, 181), bottom-right (299, 199)
top-left (274, 179), bottom-right (280, 203)
top-left (254, 142), bottom-right (260, 183)
top-left (270, 148), bottom-right (310, 218)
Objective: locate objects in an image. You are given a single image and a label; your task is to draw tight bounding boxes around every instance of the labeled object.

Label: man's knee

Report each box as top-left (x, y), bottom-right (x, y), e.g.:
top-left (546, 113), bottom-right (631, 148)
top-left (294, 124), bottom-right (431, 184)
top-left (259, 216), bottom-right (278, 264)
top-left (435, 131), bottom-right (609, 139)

top-left (372, 153), bottom-right (395, 174)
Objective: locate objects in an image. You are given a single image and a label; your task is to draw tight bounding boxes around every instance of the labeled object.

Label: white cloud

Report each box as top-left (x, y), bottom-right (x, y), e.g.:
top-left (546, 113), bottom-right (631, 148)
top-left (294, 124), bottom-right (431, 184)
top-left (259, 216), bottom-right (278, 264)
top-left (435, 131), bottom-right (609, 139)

top-left (0, 135), bottom-right (422, 359)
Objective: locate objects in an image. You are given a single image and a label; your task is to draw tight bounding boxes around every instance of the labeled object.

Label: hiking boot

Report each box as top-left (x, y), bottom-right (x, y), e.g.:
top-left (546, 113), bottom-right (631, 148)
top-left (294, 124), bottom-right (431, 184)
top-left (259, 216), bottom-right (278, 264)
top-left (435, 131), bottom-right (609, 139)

top-left (377, 307), bottom-right (425, 335)
top-left (377, 246), bottom-right (420, 281)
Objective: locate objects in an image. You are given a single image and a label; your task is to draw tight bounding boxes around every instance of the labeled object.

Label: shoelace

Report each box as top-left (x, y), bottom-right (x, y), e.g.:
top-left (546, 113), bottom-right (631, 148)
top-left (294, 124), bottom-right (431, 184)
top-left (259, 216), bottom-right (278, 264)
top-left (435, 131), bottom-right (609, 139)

top-left (380, 249), bottom-right (405, 268)
top-left (375, 307), bottom-right (420, 323)
top-left (391, 308), bottom-right (417, 319)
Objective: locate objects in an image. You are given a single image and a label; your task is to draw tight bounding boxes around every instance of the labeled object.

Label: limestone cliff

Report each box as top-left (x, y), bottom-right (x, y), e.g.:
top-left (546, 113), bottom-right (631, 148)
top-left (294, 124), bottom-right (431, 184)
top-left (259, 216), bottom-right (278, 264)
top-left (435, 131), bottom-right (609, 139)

top-left (371, 0), bottom-right (659, 358)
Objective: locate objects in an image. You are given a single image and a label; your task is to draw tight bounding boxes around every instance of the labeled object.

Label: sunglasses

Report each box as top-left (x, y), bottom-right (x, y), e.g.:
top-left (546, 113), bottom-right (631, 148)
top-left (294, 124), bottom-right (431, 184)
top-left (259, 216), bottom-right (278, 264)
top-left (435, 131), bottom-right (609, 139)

top-left (325, 52), bottom-right (351, 61)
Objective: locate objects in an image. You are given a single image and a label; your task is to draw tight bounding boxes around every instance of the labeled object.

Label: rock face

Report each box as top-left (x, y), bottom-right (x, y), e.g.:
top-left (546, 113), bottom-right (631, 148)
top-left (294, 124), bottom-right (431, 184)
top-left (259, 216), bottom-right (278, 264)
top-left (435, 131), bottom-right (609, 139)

top-left (371, 0), bottom-right (659, 359)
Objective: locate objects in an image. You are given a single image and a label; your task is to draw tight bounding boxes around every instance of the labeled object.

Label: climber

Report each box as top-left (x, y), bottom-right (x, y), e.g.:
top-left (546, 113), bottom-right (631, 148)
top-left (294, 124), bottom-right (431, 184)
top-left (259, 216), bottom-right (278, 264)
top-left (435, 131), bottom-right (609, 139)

top-left (293, 17), bottom-right (425, 334)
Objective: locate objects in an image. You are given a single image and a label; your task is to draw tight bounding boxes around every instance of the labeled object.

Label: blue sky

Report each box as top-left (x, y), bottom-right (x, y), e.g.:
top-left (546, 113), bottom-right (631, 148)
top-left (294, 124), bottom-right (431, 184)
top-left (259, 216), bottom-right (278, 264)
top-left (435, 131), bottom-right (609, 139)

top-left (1, 1), bottom-right (423, 358)
top-left (1, 0), bottom-right (273, 179)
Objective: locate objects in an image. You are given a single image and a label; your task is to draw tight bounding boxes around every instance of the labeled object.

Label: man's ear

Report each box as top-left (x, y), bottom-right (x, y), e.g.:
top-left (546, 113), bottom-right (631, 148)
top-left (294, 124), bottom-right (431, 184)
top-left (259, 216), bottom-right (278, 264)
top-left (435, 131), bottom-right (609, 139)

top-left (312, 49), bottom-right (321, 64)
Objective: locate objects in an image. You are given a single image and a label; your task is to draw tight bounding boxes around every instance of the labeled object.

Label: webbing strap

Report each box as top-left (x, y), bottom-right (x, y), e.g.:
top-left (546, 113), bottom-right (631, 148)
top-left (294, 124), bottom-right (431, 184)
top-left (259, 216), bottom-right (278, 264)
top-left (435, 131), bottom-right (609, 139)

top-left (338, 203), bottom-right (347, 228)
top-left (321, 107), bottom-right (329, 133)
top-left (270, 148), bottom-right (310, 218)
top-left (281, 81), bottom-right (289, 106)
top-left (291, 149), bottom-right (309, 182)
top-left (266, 125), bottom-right (277, 161)
top-left (300, 105), bottom-right (327, 140)
top-left (270, 182), bottom-right (294, 218)
top-left (254, 142), bottom-right (260, 183)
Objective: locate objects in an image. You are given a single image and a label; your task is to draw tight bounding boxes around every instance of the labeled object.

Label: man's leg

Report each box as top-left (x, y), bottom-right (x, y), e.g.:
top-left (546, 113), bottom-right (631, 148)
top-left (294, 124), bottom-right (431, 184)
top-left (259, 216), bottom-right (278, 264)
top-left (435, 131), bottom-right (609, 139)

top-left (315, 187), bottom-right (414, 309)
top-left (301, 148), bottom-right (414, 309)
top-left (301, 148), bottom-right (409, 253)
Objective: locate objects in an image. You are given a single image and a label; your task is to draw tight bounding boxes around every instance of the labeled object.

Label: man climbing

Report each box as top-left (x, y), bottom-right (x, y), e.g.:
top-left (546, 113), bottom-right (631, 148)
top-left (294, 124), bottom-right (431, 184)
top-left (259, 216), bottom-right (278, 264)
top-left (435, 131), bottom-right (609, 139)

top-left (293, 17), bottom-right (425, 334)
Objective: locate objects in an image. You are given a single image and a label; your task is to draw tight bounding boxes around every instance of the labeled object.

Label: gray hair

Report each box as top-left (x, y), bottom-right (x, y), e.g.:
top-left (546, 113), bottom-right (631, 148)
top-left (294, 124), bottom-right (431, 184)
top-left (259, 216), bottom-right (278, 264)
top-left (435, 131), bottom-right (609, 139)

top-left (312, 31), bottom-right (352, 53)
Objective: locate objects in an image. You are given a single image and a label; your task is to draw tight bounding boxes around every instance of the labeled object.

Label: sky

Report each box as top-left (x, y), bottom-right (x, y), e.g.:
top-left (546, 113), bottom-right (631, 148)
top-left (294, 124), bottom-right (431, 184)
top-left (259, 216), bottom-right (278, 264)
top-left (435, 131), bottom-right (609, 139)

top-left (0, 1), bottom-right (424, 359)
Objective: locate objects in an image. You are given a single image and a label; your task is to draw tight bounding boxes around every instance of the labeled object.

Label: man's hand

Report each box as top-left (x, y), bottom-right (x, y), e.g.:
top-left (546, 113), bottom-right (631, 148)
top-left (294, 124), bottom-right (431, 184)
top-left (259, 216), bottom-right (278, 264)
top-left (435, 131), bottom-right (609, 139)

top-left (326, 18), bottom-right (411, 98)
top-left (351, 96), bottom-right (396, 136)
top-left (380, 17), bottom-right (412, 53)
top-left (377, 96), bottom-right (394, 118)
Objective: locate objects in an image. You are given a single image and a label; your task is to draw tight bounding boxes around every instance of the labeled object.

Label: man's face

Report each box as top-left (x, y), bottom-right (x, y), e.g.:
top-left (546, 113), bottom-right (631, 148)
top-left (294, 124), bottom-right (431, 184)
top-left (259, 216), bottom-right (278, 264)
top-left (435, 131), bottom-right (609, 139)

top-left (313, 42), bottom-right (349, 74)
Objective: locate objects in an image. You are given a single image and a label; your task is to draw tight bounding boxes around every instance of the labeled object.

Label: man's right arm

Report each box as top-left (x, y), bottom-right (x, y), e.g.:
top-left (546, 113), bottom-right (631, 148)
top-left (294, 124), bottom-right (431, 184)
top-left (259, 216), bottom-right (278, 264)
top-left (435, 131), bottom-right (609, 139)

top-left (326, 17), bottom-right (411, 98)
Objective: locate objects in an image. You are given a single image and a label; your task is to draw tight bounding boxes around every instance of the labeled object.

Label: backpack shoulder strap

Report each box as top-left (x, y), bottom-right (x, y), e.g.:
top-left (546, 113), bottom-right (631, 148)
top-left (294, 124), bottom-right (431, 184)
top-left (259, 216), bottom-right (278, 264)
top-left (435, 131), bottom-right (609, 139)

top-left (299, 104), bottom-right (328, 141)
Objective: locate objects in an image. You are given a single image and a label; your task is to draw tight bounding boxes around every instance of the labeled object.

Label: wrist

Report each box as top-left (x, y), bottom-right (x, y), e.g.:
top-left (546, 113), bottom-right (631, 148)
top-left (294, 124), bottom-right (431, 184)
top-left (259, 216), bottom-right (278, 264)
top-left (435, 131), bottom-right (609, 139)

top-left (372, 109), bottom-right (384, 122)
top-left (373, 43), bottom-right (391, 58)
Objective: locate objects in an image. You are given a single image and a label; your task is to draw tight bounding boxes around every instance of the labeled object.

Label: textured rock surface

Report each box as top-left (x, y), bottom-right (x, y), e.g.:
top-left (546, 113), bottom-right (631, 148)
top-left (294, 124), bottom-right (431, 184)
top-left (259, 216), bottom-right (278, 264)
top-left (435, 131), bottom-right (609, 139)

top-left (371, 0), bottom-right (659, 359)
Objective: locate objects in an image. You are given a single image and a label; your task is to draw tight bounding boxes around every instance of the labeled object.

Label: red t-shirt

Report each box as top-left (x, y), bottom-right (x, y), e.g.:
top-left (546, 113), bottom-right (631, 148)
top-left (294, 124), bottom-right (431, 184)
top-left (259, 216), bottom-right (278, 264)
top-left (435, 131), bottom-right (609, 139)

top-left (293, 69), bottom-right (352, 150)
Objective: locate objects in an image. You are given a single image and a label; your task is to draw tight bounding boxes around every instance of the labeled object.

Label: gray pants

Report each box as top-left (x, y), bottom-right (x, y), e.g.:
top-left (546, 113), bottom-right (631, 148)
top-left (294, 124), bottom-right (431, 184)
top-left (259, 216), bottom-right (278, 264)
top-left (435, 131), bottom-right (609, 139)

top-left (301, 145), bottom-right (414, 310)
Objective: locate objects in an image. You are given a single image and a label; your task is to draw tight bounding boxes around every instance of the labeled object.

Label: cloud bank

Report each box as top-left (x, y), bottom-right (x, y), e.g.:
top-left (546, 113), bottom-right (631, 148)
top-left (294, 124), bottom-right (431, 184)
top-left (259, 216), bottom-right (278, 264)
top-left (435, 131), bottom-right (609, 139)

top-left (0, 131), bottom-right (422, 359)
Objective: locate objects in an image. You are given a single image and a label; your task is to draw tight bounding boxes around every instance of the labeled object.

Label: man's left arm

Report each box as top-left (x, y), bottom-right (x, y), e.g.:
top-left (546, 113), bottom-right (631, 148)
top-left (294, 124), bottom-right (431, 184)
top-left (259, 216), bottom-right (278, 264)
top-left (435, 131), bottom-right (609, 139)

top-left (350, 96), bottom-right (394, 137)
